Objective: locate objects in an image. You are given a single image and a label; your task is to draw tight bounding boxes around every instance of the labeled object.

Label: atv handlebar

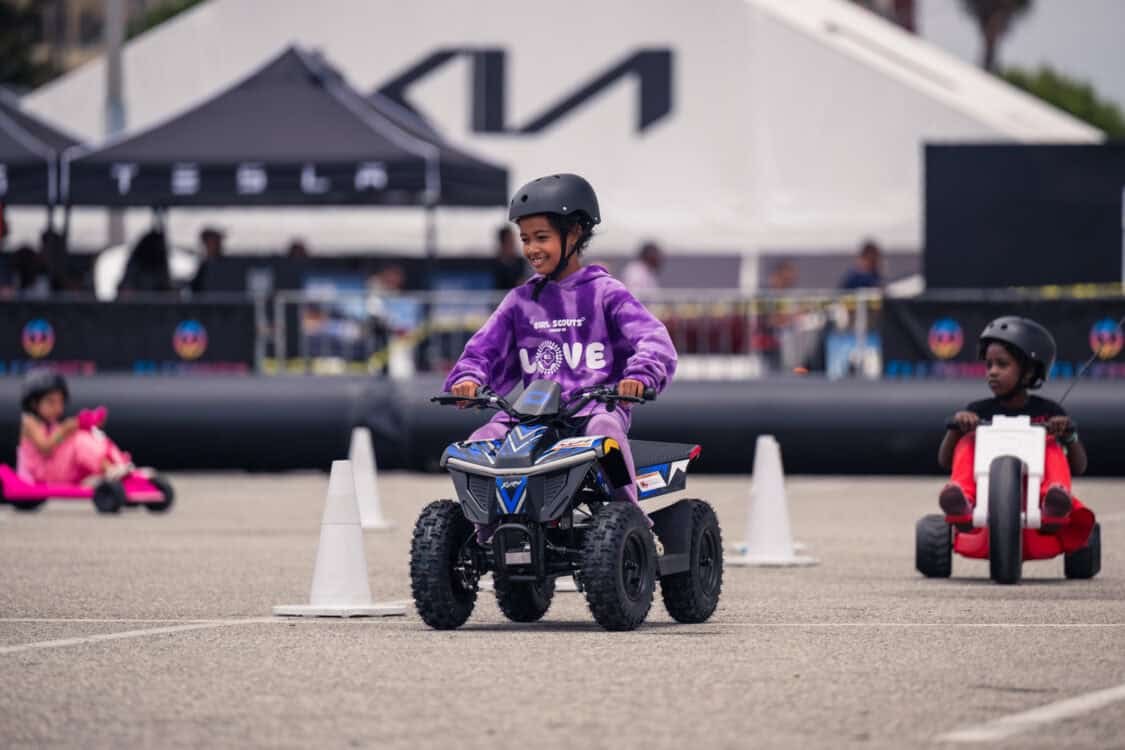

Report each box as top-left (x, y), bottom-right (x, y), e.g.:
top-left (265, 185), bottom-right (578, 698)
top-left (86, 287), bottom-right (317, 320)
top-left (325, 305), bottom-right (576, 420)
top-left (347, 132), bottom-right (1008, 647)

top-left (431, 383), bottom-right (655, 418)
top-left (430, 385), bottom-right (509, 410)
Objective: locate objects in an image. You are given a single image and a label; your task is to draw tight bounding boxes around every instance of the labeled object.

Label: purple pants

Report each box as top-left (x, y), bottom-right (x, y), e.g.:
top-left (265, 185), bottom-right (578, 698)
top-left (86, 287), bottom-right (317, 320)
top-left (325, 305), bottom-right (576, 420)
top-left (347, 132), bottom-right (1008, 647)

top-left (467, 409), bottom-right (641, 542)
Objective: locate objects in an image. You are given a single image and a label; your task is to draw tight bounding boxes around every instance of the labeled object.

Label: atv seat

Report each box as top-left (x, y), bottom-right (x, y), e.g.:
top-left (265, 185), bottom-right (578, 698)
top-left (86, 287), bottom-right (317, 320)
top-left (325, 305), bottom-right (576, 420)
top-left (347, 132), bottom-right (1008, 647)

top-left (630, 441), bottom-right (700, 469)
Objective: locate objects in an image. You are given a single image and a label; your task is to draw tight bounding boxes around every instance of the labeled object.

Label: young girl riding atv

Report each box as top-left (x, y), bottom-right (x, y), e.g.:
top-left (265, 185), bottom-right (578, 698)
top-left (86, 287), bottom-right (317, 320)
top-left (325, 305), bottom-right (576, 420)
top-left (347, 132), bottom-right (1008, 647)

top-left (412, 175), bottom-right (722, 631)
top-left (446, 174), bottom-right (678, 538)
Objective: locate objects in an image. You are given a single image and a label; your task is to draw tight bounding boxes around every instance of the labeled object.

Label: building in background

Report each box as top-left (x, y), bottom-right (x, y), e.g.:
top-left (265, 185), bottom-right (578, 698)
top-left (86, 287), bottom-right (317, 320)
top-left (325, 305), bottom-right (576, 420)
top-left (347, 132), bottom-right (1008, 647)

top-left (12, 0), bottom-right (1101, 273)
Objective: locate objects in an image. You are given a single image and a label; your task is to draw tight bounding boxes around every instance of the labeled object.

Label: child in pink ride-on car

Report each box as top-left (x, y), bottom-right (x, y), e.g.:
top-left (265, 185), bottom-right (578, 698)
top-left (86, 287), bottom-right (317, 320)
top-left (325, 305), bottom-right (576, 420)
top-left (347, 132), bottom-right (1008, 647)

top-left (17, 371), bottom-right (132, 485)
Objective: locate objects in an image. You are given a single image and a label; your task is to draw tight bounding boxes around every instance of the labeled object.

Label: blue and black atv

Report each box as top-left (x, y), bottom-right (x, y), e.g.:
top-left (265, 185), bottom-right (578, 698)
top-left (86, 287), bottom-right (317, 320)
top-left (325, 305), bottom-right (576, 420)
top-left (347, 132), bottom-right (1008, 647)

top-left (410, 378), bottom-right (722, 631)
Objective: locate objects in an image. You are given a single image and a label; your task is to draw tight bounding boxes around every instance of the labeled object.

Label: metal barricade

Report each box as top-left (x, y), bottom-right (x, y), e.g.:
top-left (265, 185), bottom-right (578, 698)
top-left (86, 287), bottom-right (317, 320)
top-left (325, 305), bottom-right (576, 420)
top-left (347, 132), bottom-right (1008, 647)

top-left (260, 288), bottom-right (883, 380)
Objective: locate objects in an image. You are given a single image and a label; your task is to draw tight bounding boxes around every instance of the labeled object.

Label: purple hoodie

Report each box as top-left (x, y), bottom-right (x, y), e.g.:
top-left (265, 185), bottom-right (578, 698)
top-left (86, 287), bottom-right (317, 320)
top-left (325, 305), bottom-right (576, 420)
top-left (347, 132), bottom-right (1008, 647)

top-left (445, 265), bottom-right (677, 403)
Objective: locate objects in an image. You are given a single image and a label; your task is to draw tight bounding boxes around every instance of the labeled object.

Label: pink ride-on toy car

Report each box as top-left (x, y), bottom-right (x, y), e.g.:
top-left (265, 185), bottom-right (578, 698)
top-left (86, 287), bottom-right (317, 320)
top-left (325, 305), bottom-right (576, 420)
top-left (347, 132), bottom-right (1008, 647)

top-left (0, 465), bottom-right (174, 514)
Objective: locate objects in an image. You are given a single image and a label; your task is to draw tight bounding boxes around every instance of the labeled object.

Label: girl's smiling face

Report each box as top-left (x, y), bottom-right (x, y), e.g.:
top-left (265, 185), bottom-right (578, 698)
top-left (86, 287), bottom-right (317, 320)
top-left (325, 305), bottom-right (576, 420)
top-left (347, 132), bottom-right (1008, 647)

top-left (517, 216), bottom-right (561, 275)
top-left (34, 390), bottom-right (66, 422)
top-left (984, 342), bottom-right (1024, 397)
top-left (516, 216), bottom-right (583, 278)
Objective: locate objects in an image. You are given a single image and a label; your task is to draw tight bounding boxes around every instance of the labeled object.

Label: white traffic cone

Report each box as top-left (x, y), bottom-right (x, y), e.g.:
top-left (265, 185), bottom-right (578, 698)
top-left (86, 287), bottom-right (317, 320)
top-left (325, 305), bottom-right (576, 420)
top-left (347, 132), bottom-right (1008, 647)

top-left (273, 460), bottom-right (405, 617)
top-left (349, 427), bottom-right (395, 531)
top-left (726, 435), bottom-right (818, 567)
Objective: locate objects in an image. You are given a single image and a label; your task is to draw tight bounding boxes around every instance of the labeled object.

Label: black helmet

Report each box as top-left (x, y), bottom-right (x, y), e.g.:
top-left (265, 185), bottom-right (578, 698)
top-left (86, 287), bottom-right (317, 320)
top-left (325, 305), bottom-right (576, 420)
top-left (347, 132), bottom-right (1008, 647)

top-left (21, 370), bottom-right (69, 413)
top-left (508, 173), bottom-right (601, 226)
top-left (978, 316), bottom-right (1056, 389)
top-left (509, 174), bottom-right (601, 298)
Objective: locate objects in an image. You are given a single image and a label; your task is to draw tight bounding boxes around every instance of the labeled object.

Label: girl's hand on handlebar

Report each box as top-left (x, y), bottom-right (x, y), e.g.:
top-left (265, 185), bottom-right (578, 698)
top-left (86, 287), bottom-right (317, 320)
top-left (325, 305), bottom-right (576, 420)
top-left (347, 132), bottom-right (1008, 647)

top-left (1046, 415), bottom-right (1074, 437)
top-left (952, 411), bottom-right (979, 434)
top-left (617, 379), bottom-right (645, 399)
top-left (451, 380), bottom-right (480, 408)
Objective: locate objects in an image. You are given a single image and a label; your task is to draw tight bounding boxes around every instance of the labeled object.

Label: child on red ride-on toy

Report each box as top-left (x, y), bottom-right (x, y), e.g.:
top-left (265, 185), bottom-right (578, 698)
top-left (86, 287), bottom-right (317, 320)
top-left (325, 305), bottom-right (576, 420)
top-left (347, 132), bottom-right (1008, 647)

top-left (922, 316), bottom-right (1097, 577)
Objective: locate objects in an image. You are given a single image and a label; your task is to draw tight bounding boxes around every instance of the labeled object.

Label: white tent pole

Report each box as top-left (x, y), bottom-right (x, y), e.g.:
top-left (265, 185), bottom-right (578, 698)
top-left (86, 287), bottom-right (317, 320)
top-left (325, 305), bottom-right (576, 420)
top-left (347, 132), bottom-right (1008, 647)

top-left (104, 0), bottom-right (127, 246)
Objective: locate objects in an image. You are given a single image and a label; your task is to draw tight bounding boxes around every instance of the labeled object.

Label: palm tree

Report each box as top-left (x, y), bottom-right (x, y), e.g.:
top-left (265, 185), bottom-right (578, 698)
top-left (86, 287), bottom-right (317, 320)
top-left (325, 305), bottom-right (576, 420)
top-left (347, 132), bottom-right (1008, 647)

top-left (959, 0), bottom-right (1033, 72)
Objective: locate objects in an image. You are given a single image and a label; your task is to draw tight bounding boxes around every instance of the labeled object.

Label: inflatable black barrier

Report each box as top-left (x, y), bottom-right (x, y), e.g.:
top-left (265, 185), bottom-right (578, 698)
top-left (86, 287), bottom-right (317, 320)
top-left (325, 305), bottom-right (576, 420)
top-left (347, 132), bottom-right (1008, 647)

top-left (1, 376), bottom-right (1123, 475)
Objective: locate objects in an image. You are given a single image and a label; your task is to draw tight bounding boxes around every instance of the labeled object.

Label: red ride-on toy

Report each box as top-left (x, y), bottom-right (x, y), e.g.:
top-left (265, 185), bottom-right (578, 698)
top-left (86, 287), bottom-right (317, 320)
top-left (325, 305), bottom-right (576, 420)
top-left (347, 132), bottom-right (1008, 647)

top-left (0, 465), bottom-right (174, 515)
top-left (916, 416), bottom-right (1099, 584)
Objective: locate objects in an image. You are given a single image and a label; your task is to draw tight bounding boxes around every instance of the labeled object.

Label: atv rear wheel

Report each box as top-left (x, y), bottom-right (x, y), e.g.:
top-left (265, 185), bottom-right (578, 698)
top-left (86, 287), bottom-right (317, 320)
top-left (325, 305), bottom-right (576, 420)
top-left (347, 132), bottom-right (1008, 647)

top-left (660, 499), bottom-right (723, 623)
top-left (915, 514), bottom-right (953, 578)
top-left (495, 576), bottom-right (555, 622)
top-left (11, 499), bottom-right (46, 512)
top-left (579, 502), bottom-right (657, 631)
top-left (1064, 523), bottom-right (1101, 580)
top-left (410, 499), bottom-right (478, 630)
top-left (988, 456), bottom-right (1023, 585)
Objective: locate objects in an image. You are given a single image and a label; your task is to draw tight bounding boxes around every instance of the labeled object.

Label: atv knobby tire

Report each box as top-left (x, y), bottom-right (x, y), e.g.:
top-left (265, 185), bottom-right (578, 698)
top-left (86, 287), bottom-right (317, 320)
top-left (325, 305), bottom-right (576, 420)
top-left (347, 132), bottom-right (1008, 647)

top-left (915, 514), bottom-right (953, 578)
top-left (579, 502), bottom-right (657, 631)
top-left (660, 499), bottom-right (723, 623)
top-left (988, 456), bottom-right (1023, 585)
top-left (495, 576), bottom-right (555, 622)
top-left (1064, 523), bottom-right (1101, 580)
top-left (410, 499), bottom-right (478, 629)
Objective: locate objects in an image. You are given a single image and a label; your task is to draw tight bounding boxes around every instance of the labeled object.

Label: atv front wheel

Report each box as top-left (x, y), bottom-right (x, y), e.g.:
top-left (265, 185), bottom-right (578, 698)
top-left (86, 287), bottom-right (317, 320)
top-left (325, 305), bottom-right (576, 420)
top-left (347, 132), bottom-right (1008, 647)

top-left (495, 576), bottom-right (555, 623)
top-left (660, 499), bottom-right (723, 623)
top-left (579, 502), bottom-right (657, 631)
top-left (410, 499), bottom-right (478, 629)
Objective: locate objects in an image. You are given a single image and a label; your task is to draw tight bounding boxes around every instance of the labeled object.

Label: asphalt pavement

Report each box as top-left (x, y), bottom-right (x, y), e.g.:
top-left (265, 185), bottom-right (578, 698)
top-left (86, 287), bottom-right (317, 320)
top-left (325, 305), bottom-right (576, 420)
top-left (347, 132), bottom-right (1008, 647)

top-left (3, 471), bottom-right (1124, 749)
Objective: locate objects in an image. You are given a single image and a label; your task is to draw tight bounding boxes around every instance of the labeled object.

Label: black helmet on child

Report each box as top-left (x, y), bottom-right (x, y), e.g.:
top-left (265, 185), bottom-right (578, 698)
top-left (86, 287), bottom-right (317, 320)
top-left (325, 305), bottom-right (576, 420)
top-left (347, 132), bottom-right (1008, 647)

top-left (978, 316), bottom-right (1056, 389)
top-left (21, 370), bottom-right (69, 413)
top-left (509, 174), bottom-right (601, 298)
top-left (508, 173), bottom-right (601, 227)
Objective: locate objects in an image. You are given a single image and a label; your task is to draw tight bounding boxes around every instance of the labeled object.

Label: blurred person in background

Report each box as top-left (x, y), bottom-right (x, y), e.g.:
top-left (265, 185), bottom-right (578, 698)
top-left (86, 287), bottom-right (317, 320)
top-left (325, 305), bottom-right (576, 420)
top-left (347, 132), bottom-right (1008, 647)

top-left (286, 238), bottom-right (309, 259)
top-left (118, 230), bottom-right (173, 296)
top-left (367, 263), bottom-right (406, 295)
top-left (838, 239), bottom-right (883, 290)
top-left (762, 259), bottom-right (801, 371)
top-left (621, 241), bottom-right (664, 294)
top-left (40, 228), bottom-right (82, 292)
top-left (767, 259), bottom-right (799, 292)
top-left (9, 243), bottom-right (50, 298)
top-left (491, 225), bottom-right (525, 289)
top-left (190, 225), bottom-right (226, 293)
top-left (0, 251), bottom-right (11, 297)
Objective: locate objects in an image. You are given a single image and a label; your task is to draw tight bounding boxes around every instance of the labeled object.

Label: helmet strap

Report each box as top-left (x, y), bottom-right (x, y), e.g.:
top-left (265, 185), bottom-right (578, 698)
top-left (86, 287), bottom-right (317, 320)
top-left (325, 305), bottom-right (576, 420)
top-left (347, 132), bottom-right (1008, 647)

top-left (531, 226), bottom-right (579, 301)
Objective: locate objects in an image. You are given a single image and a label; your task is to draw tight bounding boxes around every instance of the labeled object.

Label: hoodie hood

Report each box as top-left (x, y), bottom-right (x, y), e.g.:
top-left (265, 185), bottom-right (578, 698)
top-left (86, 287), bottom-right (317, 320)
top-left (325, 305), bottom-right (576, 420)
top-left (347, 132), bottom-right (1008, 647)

top-left (526, 264), bottom-right (611, 290)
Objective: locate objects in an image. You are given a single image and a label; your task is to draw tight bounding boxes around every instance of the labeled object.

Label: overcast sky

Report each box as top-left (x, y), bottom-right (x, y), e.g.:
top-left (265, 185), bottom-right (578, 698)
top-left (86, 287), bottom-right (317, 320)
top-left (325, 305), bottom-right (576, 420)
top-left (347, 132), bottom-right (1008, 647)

top-left (918, 0), bottom-right (1125, 110)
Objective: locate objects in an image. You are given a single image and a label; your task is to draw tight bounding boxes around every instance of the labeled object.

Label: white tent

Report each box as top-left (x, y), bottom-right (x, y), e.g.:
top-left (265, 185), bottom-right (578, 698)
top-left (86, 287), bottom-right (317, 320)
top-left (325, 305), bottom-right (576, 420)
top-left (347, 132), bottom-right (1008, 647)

top-left (16, 0), bottom-right (1101, 259)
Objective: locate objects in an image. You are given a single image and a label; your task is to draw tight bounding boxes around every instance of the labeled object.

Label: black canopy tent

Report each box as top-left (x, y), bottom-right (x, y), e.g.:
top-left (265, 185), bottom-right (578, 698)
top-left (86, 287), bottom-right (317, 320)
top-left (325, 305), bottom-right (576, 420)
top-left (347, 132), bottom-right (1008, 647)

top-left (0, 91), bottom-right (81, 207)
top-left (62, 46), bottom-right (508, 209)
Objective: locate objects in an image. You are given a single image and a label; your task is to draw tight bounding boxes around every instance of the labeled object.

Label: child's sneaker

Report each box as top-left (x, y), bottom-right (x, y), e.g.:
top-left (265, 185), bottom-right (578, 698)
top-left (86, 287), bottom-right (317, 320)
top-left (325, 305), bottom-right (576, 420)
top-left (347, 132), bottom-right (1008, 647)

top-left (939, 483), bottom-right (973, 516)
top-left (104, 462), bottom-right (133, 482)
top-left (1042, 485), bottom-right (1073, 518)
